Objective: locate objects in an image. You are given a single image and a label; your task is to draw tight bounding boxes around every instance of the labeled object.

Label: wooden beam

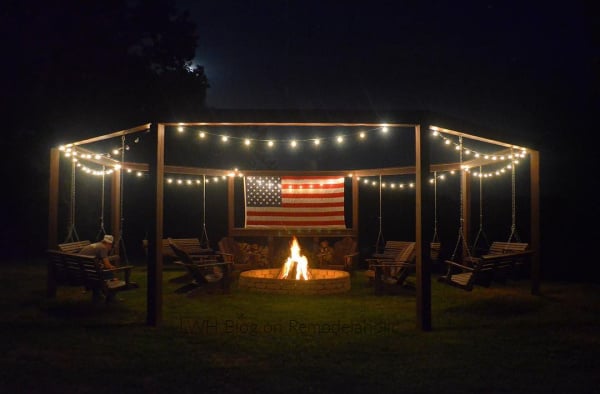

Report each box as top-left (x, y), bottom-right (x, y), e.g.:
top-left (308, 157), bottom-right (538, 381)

top-left (430, 125), bottom-right (530, 151)
top-left (70, 123), bottom-right (151, 146)
top-left (163, 122), bottom-right (417, 128)
top-left (66, 153), bottom-right (521, 177)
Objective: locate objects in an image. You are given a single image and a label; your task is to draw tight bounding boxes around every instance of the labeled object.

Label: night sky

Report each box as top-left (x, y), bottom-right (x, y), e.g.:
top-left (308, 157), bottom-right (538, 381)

top-left (184, 1), bottom-right (595, 135)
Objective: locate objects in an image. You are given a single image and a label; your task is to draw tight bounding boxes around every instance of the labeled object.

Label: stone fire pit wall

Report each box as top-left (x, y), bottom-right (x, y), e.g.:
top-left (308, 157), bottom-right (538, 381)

top-left (238, 268), bottom-right (351, 295)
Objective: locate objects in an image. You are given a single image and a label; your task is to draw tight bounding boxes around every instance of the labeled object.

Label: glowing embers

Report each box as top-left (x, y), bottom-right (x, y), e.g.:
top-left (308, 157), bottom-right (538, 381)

top-left (277, 236), bottom-right (312, 280)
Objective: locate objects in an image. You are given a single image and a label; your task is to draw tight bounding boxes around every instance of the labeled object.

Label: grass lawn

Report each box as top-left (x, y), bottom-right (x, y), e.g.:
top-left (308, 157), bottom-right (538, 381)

top-left (0, 259), bottom-right (598, 393)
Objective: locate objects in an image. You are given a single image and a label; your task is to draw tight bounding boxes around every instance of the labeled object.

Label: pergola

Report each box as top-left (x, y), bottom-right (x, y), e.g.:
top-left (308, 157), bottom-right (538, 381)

top-left (47, 110), bottom-right (540, 331)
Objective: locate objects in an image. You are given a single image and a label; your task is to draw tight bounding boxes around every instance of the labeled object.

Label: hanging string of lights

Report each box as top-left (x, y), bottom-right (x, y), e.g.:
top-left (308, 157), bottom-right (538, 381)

top-left (429, 129), bottom-right (528, 180)
top-left (57, 125), bottom-right (529, 192)
top-left (176, 124), bottom-right (391, 148)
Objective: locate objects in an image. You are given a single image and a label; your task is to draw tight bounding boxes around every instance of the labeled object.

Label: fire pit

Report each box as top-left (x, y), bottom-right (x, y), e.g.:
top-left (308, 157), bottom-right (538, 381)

top-left (238, 237), bottom-right (351, 295)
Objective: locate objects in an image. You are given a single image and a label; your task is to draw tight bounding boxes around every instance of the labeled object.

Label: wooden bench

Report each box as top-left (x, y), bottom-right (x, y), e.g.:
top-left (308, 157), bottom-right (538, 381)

top-left (46, 250), bottom-right (137, 303)
top-left (59, 240), bottom-right (119, 263)
top-left (58, 240), bottom-right (91, 254)
top-left (439, 242), bottom-right (534, 291)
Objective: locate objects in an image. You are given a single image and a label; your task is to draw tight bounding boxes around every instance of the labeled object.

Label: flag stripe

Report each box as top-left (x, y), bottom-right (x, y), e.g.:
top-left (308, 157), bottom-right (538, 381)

top-left (247, 210), bottom-right (343, 217)
top-left (247, 220), bottom-right (346, 227)
top-left (245, 175), bottom-right (346, 228)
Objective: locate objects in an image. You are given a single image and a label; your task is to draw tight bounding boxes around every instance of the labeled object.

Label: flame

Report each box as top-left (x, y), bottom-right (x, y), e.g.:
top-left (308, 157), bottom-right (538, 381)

top-left (278, 237), bottom-right (312, 280)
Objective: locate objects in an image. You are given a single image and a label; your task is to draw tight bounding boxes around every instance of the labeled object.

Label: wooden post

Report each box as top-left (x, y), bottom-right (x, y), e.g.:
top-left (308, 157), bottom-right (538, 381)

top-left (47, 147), bottom-right (60, 297)
top-left (111, 168), bottom-right (121, 255)
top-left (529, 149), bottom-right (541, 295)
top-left (48, 148), bottom-right (60, 250)
top-left (147, 123), bottom-right (164, 326)
top-left (415, 124), bottom-right (432, 331)
top-left (352, 174), bottom-right (359, 237)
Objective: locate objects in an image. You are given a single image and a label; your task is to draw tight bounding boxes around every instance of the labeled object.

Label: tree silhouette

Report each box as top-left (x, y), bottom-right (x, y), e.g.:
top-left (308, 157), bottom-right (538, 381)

top-left (5, 0), bottom-right (208, 136)
top-left (1, 1), bottom-right (209, 257)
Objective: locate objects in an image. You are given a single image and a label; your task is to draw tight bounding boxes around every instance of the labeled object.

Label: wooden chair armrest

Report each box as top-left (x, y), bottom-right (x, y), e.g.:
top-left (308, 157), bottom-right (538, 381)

top-left (216, 252), bottom-right (235, 262)
top-left (104, 265), bottom-right (134, 273)
top-left (480, 250), bottom-right (534, 260)
top-left (443, 260), bottom-right (475, 272)
top-left (372, 253), bottom-right (390, 259)
top-left (175, 261), bottom-right (231, 268)
top-left (369, 262), bottom-right (413, 268)
top-left (366, 257), bottom-right (395, 266)
top-left (190, 254), bottom-right (222, 263)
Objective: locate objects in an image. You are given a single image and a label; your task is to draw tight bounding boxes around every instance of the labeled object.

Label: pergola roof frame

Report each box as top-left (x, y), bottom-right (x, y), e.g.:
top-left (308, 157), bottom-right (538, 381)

top-left (48, 117), bottom-right (541, 332)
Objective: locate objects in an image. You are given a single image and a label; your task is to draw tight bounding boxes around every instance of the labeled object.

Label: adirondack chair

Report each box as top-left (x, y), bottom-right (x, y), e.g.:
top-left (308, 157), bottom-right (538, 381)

top-left (217, 237), bottom-right (263, 272)
top-left (168, 240), bottom-right (231, 296)
top-left (317, 237), bottom-right (359, 272)
top-left (365, 241), bottom-right (416, 292)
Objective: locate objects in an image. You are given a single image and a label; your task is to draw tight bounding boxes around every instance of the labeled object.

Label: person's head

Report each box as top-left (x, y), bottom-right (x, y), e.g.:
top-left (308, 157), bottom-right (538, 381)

top-left (102, 235), bottom-right (114, 248)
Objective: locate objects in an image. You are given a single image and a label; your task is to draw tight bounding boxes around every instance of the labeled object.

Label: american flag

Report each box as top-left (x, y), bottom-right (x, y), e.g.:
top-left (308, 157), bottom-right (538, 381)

top-left (245, 175), bottom-right (346, 228)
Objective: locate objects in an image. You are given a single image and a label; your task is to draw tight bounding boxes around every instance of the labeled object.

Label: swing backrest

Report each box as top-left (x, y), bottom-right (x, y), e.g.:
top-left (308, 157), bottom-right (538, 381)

top-left (58, 240), bottom-right (91, 254)
top-left (379, 241), bottom-right (416, 263)
top-left (487, 242), bottom-right (529, 256)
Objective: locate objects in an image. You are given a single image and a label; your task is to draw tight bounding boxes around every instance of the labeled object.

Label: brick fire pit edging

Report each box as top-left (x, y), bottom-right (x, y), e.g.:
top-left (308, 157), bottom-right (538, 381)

top-left (238, 268), bottom-right (350, 295)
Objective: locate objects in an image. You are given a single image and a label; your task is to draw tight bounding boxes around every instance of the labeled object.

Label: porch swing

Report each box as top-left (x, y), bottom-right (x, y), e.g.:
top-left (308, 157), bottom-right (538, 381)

top-left (472, 149), bottom-right (530, 257)
top-left (438, 146), bottom-right (533, 290)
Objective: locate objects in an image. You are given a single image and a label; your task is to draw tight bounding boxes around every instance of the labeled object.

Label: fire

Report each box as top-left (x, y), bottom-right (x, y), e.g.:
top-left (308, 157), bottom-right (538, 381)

top-left (277, 237), bottom-right (312, 280)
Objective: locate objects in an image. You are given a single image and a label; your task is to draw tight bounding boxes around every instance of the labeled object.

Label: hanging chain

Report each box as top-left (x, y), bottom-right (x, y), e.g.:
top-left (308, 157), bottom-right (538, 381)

top-left (375, 174), bottom-right (385, 253)
top-left (64, 159), bottom-right (80, 242)
top-left (95, 166), bottom-right (107, 240)
top-left (507, 148), bottom-right (520, 243)
top-left (118, 135), bottom-right (128, 263)
top-left (470, 165), bottom-right (489, 255)
top-left (432, 171), bottom-right (439, 243)
top-left (200, 174), bottom-right (210, 249)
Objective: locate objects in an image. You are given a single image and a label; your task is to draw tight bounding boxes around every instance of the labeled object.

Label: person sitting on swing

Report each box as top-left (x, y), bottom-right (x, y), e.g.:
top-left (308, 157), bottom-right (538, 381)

top-left (317, 240), bottom-right (333, 268)
top-left (79, 235), bottom-right (121, 280)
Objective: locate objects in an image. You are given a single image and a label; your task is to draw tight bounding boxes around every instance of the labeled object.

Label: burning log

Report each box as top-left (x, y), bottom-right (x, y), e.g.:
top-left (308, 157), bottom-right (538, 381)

top-left (277, 236), bottom-right (313, 280)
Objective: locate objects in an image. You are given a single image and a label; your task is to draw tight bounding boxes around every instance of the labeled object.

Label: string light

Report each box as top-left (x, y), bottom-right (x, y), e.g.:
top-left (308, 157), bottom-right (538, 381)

top-left (58, 124), bottom-right (527, 187)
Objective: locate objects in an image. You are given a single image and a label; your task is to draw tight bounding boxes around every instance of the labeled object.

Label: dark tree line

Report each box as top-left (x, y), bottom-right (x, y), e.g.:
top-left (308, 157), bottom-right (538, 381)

top-left (4, 1), bottom-right (208, 134)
